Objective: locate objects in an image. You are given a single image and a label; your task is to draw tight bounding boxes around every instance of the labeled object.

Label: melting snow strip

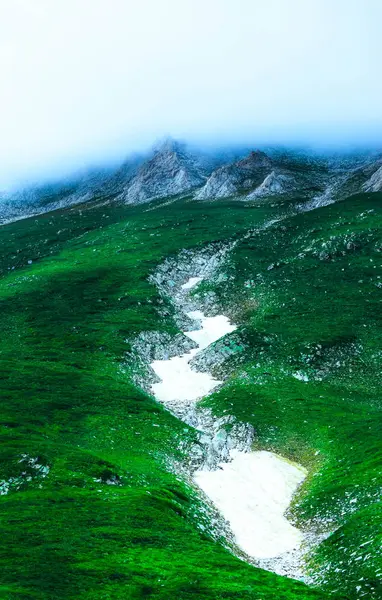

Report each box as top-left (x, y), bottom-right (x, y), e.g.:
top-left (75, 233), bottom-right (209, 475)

top-left (149, 276), bottom-right (309, 577)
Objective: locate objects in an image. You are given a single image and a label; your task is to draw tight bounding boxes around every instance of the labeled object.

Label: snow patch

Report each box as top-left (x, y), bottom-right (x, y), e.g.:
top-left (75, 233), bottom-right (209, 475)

top-left (151, 349), bottom-right (219, 403)
top-left (194, 450), bottom-right (307, 559)
top-left (148, 276), bottom-right (310, 577)
top-left (150, 302), bottom-right (235, 404)
top-left (185, 312), bottom-right (236, 350)
top-left (181, 277), bottom-right (202, 290)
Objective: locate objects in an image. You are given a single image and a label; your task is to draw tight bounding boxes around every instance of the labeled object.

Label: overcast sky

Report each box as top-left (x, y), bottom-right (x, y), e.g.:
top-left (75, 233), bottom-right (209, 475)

top-left (1, 0), bottom-right (382, 188)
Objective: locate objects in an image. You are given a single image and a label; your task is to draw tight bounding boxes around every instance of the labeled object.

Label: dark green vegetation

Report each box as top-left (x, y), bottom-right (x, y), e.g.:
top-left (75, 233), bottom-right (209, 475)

top-left (0, 191), bottom-right (380, 599)
top-left (0, 197), bottom-right (328, 600)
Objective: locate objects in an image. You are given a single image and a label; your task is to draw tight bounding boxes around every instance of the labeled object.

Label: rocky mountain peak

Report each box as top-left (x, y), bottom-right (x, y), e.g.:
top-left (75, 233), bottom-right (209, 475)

top-left (195, 149), bottom-right (273, 200)
top-left (3, 143), bottom-right (382, 224)
top-left (153, 137), bottom-right (185, 156)
top-left (238, 150), bottom-right (272, 169)
top-left (116, 140), bottom-right (205, 205)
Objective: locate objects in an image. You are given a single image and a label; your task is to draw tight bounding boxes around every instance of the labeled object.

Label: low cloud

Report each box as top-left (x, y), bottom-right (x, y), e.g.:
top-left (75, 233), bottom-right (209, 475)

top-left (1, 0), bottom-right (381, 188)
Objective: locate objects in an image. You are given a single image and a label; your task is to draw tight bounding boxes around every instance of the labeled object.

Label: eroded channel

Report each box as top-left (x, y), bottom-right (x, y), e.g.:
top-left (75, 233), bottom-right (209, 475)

top-left (147, 274), bottom-right (310, 580)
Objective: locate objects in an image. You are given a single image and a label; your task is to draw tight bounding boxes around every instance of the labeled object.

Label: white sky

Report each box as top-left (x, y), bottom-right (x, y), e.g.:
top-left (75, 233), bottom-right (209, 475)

top-left (1, 0), bottom-right (382, 188)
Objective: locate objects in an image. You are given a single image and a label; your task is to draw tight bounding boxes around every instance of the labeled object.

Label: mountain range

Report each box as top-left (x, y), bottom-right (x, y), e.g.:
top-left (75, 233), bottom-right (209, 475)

top-left (1, 139), bottom-right (382, 224)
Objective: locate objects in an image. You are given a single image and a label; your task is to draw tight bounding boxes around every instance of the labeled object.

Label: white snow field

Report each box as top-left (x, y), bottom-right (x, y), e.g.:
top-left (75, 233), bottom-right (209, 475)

top-left (195, 450), bottom-right (307, 559)
top-left (150, 278), bottom-right (307, 566)
top-left (180, 276), bottom-right (203, 290)
top-left (150, 309), bottom-right (235, 404)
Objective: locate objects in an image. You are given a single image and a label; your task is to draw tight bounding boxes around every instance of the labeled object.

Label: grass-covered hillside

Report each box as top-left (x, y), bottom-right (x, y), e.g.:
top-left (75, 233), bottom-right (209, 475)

top-left (0, 190), bottom-right (380, 599)
top-left (197, 192), bottom-right (382, 599)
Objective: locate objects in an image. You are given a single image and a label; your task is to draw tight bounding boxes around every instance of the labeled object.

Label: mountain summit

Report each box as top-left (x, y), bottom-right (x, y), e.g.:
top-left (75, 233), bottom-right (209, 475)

top-left (115, 140), bottom-right (205, 204)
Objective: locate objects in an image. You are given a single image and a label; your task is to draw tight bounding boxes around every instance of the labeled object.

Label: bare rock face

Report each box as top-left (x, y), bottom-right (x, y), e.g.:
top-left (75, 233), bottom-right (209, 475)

top-left (195, 150), bottom-right (272, 200)
top-left (247, 170), bottom-right (294, 199)
top-left (116, 140), bottom-right (205, 204)
top-left (362, 164), bottom-right (382, 192)
top-left (195, 169), bottom-right (238, 200)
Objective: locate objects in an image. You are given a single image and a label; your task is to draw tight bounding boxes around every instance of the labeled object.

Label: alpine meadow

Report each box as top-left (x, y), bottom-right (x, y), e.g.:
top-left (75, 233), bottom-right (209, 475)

top-left (0, 2), bottom-right (381, 599)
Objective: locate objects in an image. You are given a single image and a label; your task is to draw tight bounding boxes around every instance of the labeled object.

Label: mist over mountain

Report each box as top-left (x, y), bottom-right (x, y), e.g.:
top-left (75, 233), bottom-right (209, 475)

top-left (1, 138), bottom-right (381, 225)
top-left (1, 0), bottom-right (382, 189)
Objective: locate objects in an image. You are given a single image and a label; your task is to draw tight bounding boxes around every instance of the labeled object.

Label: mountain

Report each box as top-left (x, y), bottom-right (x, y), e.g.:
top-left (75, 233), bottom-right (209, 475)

top-left (194, 149), bottom-right (335, 202)
top-left (115, 139), bottom-right (205, 204)
top-left (195, 150), bottom-right (272, 199)
top-left (1, 142), bottom-right (382, 226)
top-left (0, 179), bottom-right (380, 600)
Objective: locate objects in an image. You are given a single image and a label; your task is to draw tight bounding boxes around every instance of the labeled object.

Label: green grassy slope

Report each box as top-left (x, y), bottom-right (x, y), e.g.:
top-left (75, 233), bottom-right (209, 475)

top-left (0, 198), bottom-right (332, 599)
top-left (198, 193), bottom-right (382, 599)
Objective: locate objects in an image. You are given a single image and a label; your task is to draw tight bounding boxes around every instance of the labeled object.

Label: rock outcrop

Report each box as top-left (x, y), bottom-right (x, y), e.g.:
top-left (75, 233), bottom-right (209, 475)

top-left (247, 170), bottom-right (294, 199)
top-left (362, 164), bottom-right (382, 192)
top-left (324, 157), bottom-right (382, 203)
top-left (298, 159), bottom-right (382, 214)
top-left (116, 140), bottom-right (205, 204)
top-left (195, 150), bottom-right (272, 200)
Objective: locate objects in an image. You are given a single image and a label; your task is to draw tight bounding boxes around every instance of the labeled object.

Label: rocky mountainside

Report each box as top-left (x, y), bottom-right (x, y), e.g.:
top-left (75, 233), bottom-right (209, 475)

top-left (0, 167), bottom-right (117, 224)
top-left (315, 156), bottom-right (382, 205)
top-left (115, 139), bottom-right (206, 204)
top-left (247, 170), bottom-right (295, 199)
top-left (195, 150), bottom-right (272, 199)
top-left (194, 149), bottom-right (340, 203)
top-left (362, 162), bottom-right (382, 192)
top-left (1, 142), bottom-right (382, 225)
